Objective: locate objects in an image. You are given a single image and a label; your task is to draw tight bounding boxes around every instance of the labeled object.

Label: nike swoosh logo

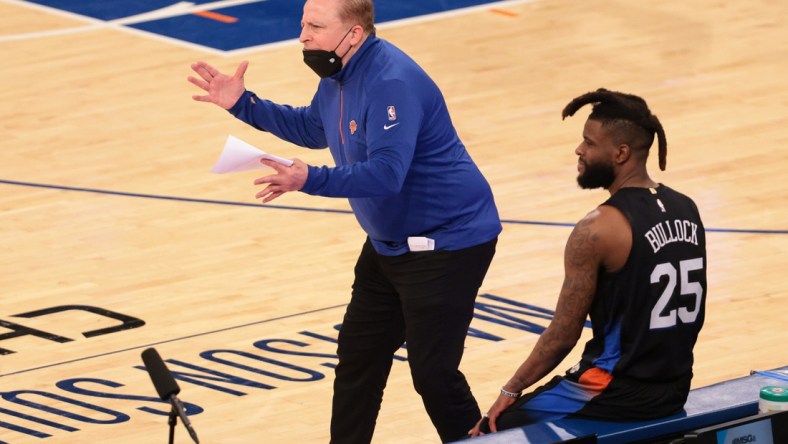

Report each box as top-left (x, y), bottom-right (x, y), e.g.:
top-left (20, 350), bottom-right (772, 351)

top-left (383, 123), bottom-right (400, 130)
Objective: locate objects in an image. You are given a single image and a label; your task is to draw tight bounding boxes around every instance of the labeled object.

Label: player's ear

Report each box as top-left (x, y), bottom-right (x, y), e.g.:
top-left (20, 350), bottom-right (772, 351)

top-left (615, 144), bottom-right (631, 165)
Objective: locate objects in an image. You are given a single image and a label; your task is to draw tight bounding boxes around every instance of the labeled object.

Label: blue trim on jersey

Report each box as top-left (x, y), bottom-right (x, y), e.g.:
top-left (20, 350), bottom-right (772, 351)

top-left (518, 379), bottom-right (601, 420)
top-left (592, 318), bottom-right (623, 373)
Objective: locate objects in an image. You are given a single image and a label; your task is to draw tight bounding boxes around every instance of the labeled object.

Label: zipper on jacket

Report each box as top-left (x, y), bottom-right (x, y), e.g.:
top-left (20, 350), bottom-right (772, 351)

top-left (338, 86), bottom-right (345, 146)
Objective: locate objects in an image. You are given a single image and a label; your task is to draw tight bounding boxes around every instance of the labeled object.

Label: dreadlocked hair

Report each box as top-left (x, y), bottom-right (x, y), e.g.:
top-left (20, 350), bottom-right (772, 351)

top-left (562, 88), bottom-right (667, 171)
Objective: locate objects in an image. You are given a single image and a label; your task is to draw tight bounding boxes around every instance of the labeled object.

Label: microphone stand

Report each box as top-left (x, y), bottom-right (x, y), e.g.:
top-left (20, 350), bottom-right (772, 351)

top-left (168, 407), bottom-right (178, 444)
top-left (140, 348), bottom-right (199, 444)
top-left (167, 394), bottom-right (200, 444)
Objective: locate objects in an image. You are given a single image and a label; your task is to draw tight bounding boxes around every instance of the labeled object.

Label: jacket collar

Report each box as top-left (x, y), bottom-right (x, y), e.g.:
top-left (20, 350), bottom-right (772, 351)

top-left (329, 34), bottom-right (379, 83)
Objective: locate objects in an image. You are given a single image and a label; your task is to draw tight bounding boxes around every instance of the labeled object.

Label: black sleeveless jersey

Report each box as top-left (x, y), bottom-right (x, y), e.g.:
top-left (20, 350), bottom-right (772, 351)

top-left (577, 185), bottom-right (707, 384)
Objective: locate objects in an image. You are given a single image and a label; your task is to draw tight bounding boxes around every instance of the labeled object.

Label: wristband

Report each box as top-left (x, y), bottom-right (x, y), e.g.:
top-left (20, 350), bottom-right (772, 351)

top-left (500, 386), bottom-right (521, 398)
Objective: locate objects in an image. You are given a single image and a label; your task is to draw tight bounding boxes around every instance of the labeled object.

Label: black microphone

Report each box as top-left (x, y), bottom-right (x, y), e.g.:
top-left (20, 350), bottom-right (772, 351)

top-left (141, 347), bottom-right (181, 400)
top-left (141, 348), bottom-right (200, 444)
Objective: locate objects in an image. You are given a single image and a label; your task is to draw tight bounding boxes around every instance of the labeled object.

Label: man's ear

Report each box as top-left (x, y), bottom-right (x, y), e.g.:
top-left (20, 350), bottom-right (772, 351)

top-left (615, 144), bottom-right (632, 165)
top-left (349, 25), bottom-right (365, 45)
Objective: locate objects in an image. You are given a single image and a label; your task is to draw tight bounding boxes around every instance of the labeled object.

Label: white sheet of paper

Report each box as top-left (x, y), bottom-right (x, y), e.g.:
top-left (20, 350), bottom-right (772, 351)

top-left (210, 135), bottom-right (293, 174)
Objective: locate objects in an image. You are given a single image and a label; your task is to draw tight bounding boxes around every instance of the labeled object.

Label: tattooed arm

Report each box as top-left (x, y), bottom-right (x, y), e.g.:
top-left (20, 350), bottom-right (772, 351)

top-left (475, 205), bottom-right (631, 434)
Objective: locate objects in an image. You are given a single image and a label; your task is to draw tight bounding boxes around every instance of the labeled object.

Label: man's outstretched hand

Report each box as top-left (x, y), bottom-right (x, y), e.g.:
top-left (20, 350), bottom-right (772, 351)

top-left (188, 60), bottom-right (249, 110)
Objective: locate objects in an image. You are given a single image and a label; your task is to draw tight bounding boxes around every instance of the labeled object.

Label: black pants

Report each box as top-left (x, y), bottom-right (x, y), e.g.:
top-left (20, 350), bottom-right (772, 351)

top-left (330, 238), bottom-right (497, 443)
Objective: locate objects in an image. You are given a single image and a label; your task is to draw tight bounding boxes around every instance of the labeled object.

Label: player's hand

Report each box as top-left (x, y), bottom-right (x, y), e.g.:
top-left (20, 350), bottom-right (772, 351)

top-left (253, 158), bottom-right (308, 203)
top-left (468, 415), bottom-right (489, 437)
top-left (468, 394), bottom-right (517, 437)
top-left (188, 60), bottom-right (248, 110)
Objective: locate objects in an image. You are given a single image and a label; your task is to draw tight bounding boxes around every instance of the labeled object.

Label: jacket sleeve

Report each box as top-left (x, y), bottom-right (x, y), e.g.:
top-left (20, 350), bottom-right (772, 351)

top-left (301, 78), bottom-right (423, 198)
top-left (228, 90), bottom-right (327, 149)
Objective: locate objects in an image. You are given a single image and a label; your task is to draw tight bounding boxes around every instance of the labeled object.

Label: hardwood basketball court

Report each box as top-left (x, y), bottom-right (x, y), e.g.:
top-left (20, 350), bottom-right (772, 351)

top-left (1, 0), bottom-right (787, 442)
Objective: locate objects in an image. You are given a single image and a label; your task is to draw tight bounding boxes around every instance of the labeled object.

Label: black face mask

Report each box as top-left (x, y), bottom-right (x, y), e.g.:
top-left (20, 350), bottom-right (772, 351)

top-left (303, 28), bottom-right (354, 78)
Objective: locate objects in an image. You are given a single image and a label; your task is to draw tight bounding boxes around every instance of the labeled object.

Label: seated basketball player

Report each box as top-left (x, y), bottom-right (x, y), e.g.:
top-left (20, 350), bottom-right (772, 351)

top-left (470, 89), bottom-right (707, 436)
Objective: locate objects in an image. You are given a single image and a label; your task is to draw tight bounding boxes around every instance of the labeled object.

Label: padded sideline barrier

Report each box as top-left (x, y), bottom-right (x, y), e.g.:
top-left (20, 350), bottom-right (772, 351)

top-left (460, 365), bottom-right (788, 444)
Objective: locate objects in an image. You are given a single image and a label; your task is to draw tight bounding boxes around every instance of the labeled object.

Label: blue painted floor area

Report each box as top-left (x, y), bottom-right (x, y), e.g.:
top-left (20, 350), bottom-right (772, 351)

top-left (25, 0), bottom-right (508, 51)
top-left (133, 1), bottom-right (306, 51)
top-left (25, 0), bottom-right (189, 21)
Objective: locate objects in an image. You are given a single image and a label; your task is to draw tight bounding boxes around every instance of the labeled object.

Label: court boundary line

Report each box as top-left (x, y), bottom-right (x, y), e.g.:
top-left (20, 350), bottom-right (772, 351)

top-left (2, 179), bottom-right (787, 234)
top-left (0, 0), bottom-right (245, 55)
top-left (0, 303), bottom-right (347, 378)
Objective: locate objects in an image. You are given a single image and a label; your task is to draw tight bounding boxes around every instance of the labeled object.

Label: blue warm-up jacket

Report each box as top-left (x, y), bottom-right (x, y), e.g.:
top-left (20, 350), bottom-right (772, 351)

top-left (229, 35), bottom-right (501, 255)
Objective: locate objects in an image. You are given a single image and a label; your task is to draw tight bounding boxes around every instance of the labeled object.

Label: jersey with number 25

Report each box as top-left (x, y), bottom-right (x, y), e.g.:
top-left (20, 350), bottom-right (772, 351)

top-left (581, 184), bottom-right (707, 383)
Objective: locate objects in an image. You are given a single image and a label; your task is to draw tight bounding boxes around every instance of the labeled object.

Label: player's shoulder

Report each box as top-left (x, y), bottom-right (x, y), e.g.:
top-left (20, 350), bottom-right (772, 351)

top-left (578, 204), bottom-right (628, 230)
top-left (572, 204), bottom-right (631, 250)
top-left (569, 205), bottom-right (632, 270)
